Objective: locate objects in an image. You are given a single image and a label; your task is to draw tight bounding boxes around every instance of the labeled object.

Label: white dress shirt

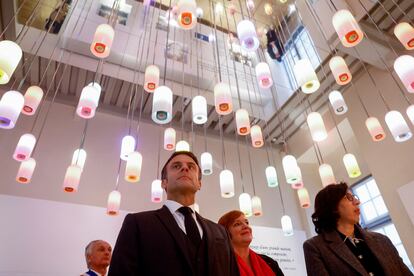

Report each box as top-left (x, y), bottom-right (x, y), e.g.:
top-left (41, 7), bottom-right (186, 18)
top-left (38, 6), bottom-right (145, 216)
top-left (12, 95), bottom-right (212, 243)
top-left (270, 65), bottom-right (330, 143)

top-left (164, 200), bottom-right (204, 238)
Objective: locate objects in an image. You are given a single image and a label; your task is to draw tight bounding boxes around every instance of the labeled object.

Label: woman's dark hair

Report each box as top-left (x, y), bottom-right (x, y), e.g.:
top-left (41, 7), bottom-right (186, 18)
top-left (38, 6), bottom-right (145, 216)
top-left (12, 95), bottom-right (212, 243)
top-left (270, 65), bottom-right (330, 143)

top-left (218, 210), bottom-right (244, 233)
top-left (311, 182), bottom-right (348, 234)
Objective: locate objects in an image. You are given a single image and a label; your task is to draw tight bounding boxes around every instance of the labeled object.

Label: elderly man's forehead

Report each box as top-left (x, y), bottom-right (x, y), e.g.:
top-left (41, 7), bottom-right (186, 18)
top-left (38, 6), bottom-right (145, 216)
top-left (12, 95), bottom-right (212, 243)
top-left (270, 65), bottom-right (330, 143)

top-left (92, 240), bottom-right (111, 249)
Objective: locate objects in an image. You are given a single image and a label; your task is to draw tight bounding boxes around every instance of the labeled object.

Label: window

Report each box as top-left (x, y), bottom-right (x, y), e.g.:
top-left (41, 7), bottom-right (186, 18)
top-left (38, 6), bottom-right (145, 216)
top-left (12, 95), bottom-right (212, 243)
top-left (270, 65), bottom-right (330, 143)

top-left (352, 176), bottom-right (413, 272)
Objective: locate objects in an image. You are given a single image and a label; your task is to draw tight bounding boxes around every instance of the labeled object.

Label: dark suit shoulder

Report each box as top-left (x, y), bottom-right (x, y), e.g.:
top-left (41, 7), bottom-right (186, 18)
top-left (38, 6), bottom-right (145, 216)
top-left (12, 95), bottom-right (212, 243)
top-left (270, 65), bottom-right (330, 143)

top-left (258, 254), bottom-right (284, 276)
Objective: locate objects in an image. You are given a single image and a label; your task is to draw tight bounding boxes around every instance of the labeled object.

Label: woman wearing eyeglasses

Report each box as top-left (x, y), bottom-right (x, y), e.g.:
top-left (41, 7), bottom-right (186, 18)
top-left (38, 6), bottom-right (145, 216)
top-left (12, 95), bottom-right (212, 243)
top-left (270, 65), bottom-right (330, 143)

top-left (303, 183), bottom-right (413, 276)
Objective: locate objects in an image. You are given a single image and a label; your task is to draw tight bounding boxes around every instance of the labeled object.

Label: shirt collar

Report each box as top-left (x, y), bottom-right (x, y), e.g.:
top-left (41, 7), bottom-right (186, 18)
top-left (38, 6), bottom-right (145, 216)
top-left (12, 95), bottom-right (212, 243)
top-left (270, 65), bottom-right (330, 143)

top-left (164, 200), bottom-right (196, 214)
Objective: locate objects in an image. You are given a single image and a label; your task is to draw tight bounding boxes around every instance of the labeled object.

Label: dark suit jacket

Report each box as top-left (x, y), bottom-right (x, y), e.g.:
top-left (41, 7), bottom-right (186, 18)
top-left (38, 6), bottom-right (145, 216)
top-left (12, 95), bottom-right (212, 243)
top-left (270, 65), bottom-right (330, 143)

top-left (108, 206), bottom-right (239, 276)
top-left (258, 254), bottom-right (284, 276)
top-left (303, 226), bottom-right (413, 276)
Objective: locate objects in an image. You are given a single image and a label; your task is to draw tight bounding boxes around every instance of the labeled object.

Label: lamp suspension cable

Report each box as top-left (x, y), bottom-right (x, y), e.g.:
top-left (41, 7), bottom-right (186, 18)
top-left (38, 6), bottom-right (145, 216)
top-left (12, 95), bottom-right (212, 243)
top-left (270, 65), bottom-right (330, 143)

top-left (162, 0), bottom-right (174, 84)
top-left (236, 132), bottom-right (245, 193)
top-left (0, 0), bottom-right (31, 38)
top-left (245, 136), bottom-right (256, 196)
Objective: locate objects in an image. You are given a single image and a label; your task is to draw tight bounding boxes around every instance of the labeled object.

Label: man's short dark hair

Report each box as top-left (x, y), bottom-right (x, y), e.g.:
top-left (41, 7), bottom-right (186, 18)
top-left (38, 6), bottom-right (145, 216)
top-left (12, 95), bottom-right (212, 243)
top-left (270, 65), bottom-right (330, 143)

top-left (311, 182), bottom-right (348, 234)
top-left (161, 151), bottom-right (202, 180)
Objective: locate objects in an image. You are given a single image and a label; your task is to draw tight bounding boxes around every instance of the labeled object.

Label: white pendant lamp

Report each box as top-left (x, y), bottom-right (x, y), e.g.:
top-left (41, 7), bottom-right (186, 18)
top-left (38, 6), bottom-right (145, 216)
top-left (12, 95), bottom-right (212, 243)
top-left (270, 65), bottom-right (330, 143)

top-left (236, 109), bottom-right (251, 135)
top-left (177, 0), bottom-right (197, 29)
top-left (196, 7), bottom-right (203, 18)
top-left (125, 151), bottom-right (143, 182)
top-left (71, 149), bottom-right (87, 171)
top-left (214, 82), bottom-right (233, 115)
top-left (201, 152), bottom-right (213, 175)
top-left (329, 90), bottom-right (348, 115)
top-left (365, 117), bottom-right (386, 141)
top-left (329, 56), bottom-right (352, 85)
top-left (250, 125), bottom-right (263, 147)
top-left (291, 180), bottom-right (304, 190)
top-left (16, 158), bottom-right (36, 184)
top-left (90, 24), bottom-right (115, 58)
top-left (120, 135), bottom-right (136, 161)
top-left (319, 163), bottom-right (336, 187)
top-left (246, 0), bottom-right (254, 11)
top-left (76, 82), bottom-right (102, 119)
top-left (215, 2), bottom-right (224, 15)
top-left (265, 166), bottom-right (278, 187)
top-left (0, 90), bottom-right (24, 129)
top-left (63, 164), bottom-right (82, 192)
top-left (220, 169), bottom-right (235, 198)
top-left (282, 155), bottom-right (302, 184)
top-left (22, 86), bottom-right (43, 115)
top-left (251, 196), bottom-right (263, 216)
top-left (237, 20), bottom-right (260, 51)
top-left (293, 59), bottom-right (320, 94)
top-left (332, 9), bottom-right (364, 47)
top-left (239, 193), bottom-right (253, 217)
top-left (406, 105), bottom-right (414, 125)
top-left (394, 22), bottom-right (414, 50)
top-left (13, 133), bottom-right (36, 161)
top-left (298, 188), bottom-right (310, 208)
top-left (192, 95), bottom-right (207, 124)
top-left (343, 153), bottom-right (361, 178)
top-left (107, 190), bottom-right (121, 216)
top-left (255, 62), bottom-right (273, 89)
top-left (144, 65), bottom-right (160, 93)
top-left (385, 110), bottom-right (412, 142)
top-left (0, 40), bottom-right (22, 84)
top-left (164, 128), bottom-right (176, 150)
top-left (151, 179), bottom-right (164, 203)
top-left (176, 140), bottom-right (190, 152)
top-left (152, 85), bottom-right (173, 124)
top-left (281, 215), bottom-right (294, 236)
top-left (264, 3), bottom-right (273, 15)
top-left (307, 112), bottom-right (328, 142)
top-left (394, 55), bottom-right (414, 93)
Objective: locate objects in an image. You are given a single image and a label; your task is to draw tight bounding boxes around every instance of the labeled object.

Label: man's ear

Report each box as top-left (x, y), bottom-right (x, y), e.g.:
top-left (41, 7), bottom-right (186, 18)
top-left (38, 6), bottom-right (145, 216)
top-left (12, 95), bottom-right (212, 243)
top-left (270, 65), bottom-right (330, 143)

top-left (197, 180), bottom-right (202, 190)
top-left (161, 179), bottom-right (167, 191)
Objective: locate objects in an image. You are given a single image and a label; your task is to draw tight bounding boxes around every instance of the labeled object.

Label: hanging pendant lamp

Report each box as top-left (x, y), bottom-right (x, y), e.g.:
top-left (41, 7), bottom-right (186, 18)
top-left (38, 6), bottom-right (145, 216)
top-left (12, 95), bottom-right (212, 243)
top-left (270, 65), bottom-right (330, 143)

top-left (250, 125), bottom-right (263, 147)
top-left (319, 163), bottom-right (336, 187)
top-left (343, 153), bottom-right (361, 178)
top-left (201, 152), bottom-right (213, 175)
top-left (332, 9), bottom-right (364, 47)
top-left (394, 55), bottom-right (414, 93)
top-left (220, 169), bottom-right (235, 198)
top-left (22, 86), bottom-right (43, 115)
top-left (307, 112), bottom-right (328, 142)
top-left (0, 90), bottom-right (25, 129)
top-left (71, 149), bottom-right (87, 171)
top-left (237, 20), bottom-right (259, 51)
top-left (177, 0), bottom-right (197, 29)
top-left (125, 151), bottom-right (143, 182)
top-left (298, 188), bottom-right (310, 208)
top-left (236, 109), bottom-right (250, 135)
top-left (281, 215), bottom-right (294, 236)
top-left (77, 82), bottom-right (102, 119)
top-left (255, 62), bottom-right (273, 89)
top-left (239, 193), bottom-right (253, 217)
top-left (13, 133), bottom-right (36, 161)
top-left (251, 196), bottom-right (263, 216)
top-left (265, 166), bottom-right (278, 187)
top-left (0, 40), bottom-right (22, 84)
top-left (107, 190), bottom-right (121, 215)
top-left (63, 164), bottom-right (82, 192)
top-left (152, 85), bottom-right (173, 124)
top-left (385, 110), bottom-right (412, 142)
top-left (151, 179), bottom-right (164, 203)
top-left (329, 90), bottom-right (348, 115)
top-left (264, 3), bottom-right (273, 15)
top-left (164, 128), bottom-right (176, 150)
top-left (192, 95), bottom-right (207, 124)
top-left (91, 24), bottom-right (115, 58)
top-left (176, 140), bottom-right (190, 152)
top-left (394, 22), bottom-right (414, 50)
top-left (293, 59), bottom-right (320, 94)
top-left (365, 117), bottom-right (386, 141)
top-left (282, 155), bottom-right (302, 184)
top-left (406, 105), bottom-right (414, 126)
top-left (16, 158), bottom-right (36, 184)
top-left (144, 65), bottom-right (160, 92)
top-left (329, 56), bottom-right (352, 85)
top-left (214, 82), bottom-right (233, 115)
top-left (120, 135), bottom-right (136, 160)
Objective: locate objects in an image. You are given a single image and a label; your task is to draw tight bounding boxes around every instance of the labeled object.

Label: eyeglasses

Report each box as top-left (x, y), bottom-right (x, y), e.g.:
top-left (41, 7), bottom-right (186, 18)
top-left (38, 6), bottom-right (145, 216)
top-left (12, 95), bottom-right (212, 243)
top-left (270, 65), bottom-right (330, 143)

top-left (345, 192), bottom-right (359, 202)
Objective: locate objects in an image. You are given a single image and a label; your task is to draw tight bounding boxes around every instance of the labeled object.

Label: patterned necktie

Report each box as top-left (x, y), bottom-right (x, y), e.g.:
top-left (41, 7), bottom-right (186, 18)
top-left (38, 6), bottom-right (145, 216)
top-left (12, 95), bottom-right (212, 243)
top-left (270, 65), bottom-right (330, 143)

top-left (178, 206), bottom-right (201, 246)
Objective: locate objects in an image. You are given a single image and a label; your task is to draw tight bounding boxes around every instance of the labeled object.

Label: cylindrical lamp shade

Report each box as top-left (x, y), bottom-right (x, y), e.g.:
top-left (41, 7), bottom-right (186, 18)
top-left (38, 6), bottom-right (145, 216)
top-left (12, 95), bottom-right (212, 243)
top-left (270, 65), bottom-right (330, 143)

top-left (365, 117), bottom-right (386, 141)
top-left (237, 20), bottom-right (259, 51)
top-left (177, 0), bottom-right (197, 29)
top-left (265, 166), bottom-right (278, 187)
top-left (406, 105), bottom-right (414, 126)
top-left (201, 152), bottom-right (213, 175)
top-left (239, 193), bottom-right (252, 217)
top-left (293, 59), bottom-right (320, 93)
top-left (329, 90), bottom-right (348, 115)
top-left (71, 149), bottom-right (87, 171)
top-left (329, 56), bottom-right (352, 85)
top-left (164, 128), bottom-right (176, 150)
top-left (125, 151), bottom-right (143, 182)
top-left (107, 190), bottom-right (121, 216)
top-left (385, 110), bottom-right (412, 142)
top-left (291, 180), bottom-right (304, 190)
top-left (152, 86), bottom-right (173, 124)
top-left (176, 140), bottom-right (190, 152)
top-left (255, 62), bottom-right (273, 89)
top-left (0, 90), bottom-right (24, 129)
top-left (144, 65), bottom-right (160, 92)
top-left (220, 169), bottom-right (235, 198)
top-left (90, 24), bottom-right (114, 58)
top-left (246, 0), bottom-right (254, 10)
top-left (214, 82), bottom-right (233, 115)
top-left (77, 82), bottom-right (102, 119)
top-left (215, 2), bottom-right (224, 14)
top-left (394, 55), bottom-right (414, 93)
top-left (332, 9), bottom-right (364, 47)
top-left (192, 95), bottom-right (207, 124)
top-left (251, 196), bottom-right (263, 216)
top-left (236, 109), bottom-right (251, 135)
top-left (264, 3), bottom-right (273, 15)
top-left (120, 135), bottom-right (136, 160)
top-left (151, 179), bottom-right (164, 203)
top-left (16, 158), bottom-right (36, 184)
top-left (319, 163), bottom-right (336, 187)
top-left (250, 125), bottom-right (263, 147)
top-left (13, 133), bottom-right (36, 161)
top-left (0, 40), bottom-right (22, 84)
top-left (63, 165), bottom-right (82, 192)
top-left (307, 112), bottom-right (328, 142)
top-left (282, 155), bottom-right (301, 184)
top-left (22, 86), bottom-right (43, 115)
top-left (281, 215), bottom-right (294, 236)
top-left (394, 22), bottom-right (414, 50)
top-left (297, 188), bottom-right (310, 208)
top-left (196, 7), bottom-right (203, 18)
top-left (343, 153), bottom-right (361, 178)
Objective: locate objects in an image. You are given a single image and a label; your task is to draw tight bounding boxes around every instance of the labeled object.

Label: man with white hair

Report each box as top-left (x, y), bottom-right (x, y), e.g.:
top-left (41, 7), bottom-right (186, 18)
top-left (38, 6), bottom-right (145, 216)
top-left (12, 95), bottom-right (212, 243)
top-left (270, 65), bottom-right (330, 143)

top-left (81, 240), bottom-right (112, 276)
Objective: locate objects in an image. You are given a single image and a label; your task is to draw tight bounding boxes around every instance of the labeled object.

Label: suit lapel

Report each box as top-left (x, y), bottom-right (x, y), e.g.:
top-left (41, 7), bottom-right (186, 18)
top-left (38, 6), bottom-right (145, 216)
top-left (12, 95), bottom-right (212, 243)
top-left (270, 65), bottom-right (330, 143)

top-left (324, 231), bottom-right (368, 276)
top-left (155, 206), bottom-right (194, 273)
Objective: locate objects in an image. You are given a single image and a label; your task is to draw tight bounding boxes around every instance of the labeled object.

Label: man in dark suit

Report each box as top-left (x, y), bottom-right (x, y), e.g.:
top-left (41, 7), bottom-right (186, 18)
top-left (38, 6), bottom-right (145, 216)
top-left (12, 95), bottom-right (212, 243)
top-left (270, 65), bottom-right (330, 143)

top-left (109, 151), bottom-right (239, 276)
